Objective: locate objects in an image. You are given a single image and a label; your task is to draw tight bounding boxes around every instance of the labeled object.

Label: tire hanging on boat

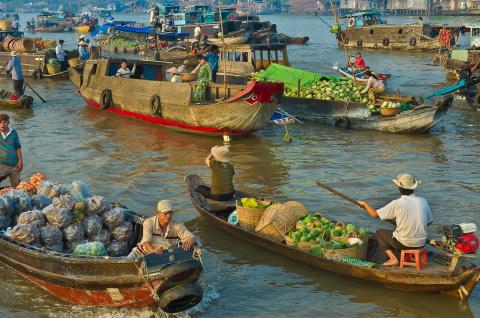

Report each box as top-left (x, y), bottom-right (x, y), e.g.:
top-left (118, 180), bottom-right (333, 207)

top-left (382, 38), bottom-right (390, 46)
top-left (160, 259), bottom-right (203, 284)
top-left (356, 39), bottom-right (363, 47)
top-left (157, 283), bottom-right (203, 314)
top-left (150, 95), bottom-right (162, 116)
top-left (334, 116), bottom-right (350, 129)
top-left (409, 37), bottom-right (417, 46)
top-left (100, 89), bottom-right (113, 110)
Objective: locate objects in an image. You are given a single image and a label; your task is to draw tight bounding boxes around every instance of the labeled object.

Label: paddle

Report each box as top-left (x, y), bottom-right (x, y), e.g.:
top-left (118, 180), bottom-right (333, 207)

top-left (316, 181), bottom-right (365, 209)
top-left (24, 80), bottom-right (47, 103)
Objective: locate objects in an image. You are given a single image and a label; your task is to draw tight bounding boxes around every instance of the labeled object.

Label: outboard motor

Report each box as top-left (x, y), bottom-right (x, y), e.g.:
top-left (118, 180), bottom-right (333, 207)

top-left (438, 223), bottom-right (479, 254)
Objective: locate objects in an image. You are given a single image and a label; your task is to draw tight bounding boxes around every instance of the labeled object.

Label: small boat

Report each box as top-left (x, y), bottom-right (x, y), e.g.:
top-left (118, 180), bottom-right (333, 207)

top-left (185, 175), bottom-right (480, 302)
top-left (0, 89), bottom-right (33, 108)
top-left (0, 205), bottom-right (204, 312)
top-left (75, 25), bottom-right (90, 33)
top-left (337, 67), bottom-right (390, 83)
top-left (42, 69), bottom-right (70, 79)
top-left (72, 58), bottom-right (283, 136)
top-left (34, 26), bottom-right (65, 33)
top-left (210, 33), bottom-right (249, 45)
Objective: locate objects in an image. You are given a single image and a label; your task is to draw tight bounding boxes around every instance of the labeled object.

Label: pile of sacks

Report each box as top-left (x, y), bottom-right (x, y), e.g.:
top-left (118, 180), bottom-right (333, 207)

top-left (1, 173), bottom-right (134, 257)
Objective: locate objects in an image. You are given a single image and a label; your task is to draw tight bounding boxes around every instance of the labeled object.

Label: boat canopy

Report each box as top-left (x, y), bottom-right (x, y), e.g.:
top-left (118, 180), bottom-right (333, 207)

top-left (101, 23), bottom-right (190, 37)
top-left (341, 10), bottom-right (382, 18)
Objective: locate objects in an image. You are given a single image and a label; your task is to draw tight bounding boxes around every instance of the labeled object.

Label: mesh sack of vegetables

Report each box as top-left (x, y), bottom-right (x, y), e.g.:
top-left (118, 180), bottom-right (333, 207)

top-left (17, 195), bottom-right (33, 213)
top-left (0, 195), bottom-right (15, 216)
top-left (37, 181), bottom-right (61, 198)
top-left (74, 241), bottom-right (108, 257)
top-left (43, 205), bottom-right (73, 229)
top-left (31, 194), bottom-right (52, 210)
top-left (11, 224), bottom-right (41, 244)
top-left (64, 240), bottom-right (83, 252)
top-left (91, 228), bottom-right (111, 245)
top-left (62, 223), bottom-right (85, 243)
top-left (107, 240), bottom-right (129, 257)
top-left (40, 224), bottom-right (63, 246)
top-left (86, 195), bottom-right (108, 215)
top-left (102, 207), bottom-right (126, 230)
top-left (46, 243), bottom-right (64, 253)
top-left (111, 220), bottom-right (133, 242)
top-left (0, 214), bottom-right (11, 229)
top-left (18, 210), bottom-right (47, 227)
top-left (82, 214), bottom-right (103, 237)
top-left (58, 184), bottom-right (71, 196)
top-left (52, 194), bottom-right (76, 210)
top-left (69, 180), bottom-right (92, 201)
top-left (255, 201), bottom-right (308, 242)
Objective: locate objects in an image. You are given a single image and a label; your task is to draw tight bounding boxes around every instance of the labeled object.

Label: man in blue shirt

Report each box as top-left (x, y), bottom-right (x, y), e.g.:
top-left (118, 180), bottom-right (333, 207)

top-left (205, 45), bottom-right (219, 83)
top-left (0, 113), bottom-right (23, 187)
top-left (6, 51), bottom-right (24, 98)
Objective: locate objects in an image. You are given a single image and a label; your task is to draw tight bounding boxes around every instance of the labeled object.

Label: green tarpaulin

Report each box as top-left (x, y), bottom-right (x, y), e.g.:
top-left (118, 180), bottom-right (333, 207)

top-left (255, 63), bottom-right (347, 90)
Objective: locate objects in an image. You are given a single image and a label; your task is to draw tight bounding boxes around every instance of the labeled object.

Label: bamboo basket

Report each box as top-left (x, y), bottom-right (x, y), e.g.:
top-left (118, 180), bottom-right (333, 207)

top-left (297, 241), bottom-right (316, 252)
top-left (380, 107), bottom-right (401, 117)
top-left (13, 39), bottom-right (35, 53)
top-left (46, 64), bottom-right (61, 75)
top-left (0, 20), bottom-right (12, 31)
top-left (236, 200), bottom-right (269, 232)
top-left (255, 202), bottom-right (308, 242)
top-left (284, 234), bottom-right (296, 247)
top-left (322, 239), bottom-right (367, 260)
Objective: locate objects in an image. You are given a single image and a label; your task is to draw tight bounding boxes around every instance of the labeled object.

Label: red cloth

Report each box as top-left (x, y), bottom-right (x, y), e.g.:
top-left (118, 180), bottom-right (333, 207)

top-left (354, 56), bottom-right (366, 69)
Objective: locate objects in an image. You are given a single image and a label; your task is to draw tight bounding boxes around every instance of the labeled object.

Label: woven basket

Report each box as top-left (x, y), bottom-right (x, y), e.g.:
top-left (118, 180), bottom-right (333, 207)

top-left (0, 20), bottom-right (12, 31)
top-left (284, 235), bottom-right (296, 247)
top-left (46, 64), bottom-right (61, 75)
top-left (179, 73), bottom-right (197, 82)
top-left (236, 200), bottom-right (269, 232)
top-left (380, 107), bottom-right (401, 117)
top-left (322, 240), bottom-right (367, 260)
top-left (297, 241), bottom-right (316, 252)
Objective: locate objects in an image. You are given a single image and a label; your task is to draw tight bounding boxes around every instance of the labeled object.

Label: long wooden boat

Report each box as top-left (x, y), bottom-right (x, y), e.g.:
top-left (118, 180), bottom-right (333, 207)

top-left (0, 205), bottom-right (204, 312)
top-left (279, 94), bottom-right (453, 133)
top-left (185, 175), bottom-right (480, 302)
top-left (337, 67), bottom-right (390, 84)
top-left (0, 51), bottom-right (70, 79)
top-left (72, 58), bottom-right (283, 136)
top-left (34, 26), bottom-right (66, 33)
top-left (0, 89), bottom-right (33, 108)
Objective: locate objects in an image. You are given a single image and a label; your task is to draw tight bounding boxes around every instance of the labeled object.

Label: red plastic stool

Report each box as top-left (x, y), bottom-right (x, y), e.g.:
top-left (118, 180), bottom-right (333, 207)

top-left (399, 247), bottom-right (428, 270)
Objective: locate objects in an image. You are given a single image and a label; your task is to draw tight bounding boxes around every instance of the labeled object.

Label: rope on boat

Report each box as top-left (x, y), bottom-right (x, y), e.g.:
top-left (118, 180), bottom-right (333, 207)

top-left (135, 258), bottom-right (161, 301)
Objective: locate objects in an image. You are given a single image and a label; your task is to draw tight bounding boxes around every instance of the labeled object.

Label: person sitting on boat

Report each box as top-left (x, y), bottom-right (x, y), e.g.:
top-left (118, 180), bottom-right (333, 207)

top-left (115, 59), bottom-right (136, 78)
top-left (353, 52), bottom-right (366, 69)
top-left (197, 145), bottom-right (235, 201)
top-left (56, 40), bottom-right (67, 71)
top-left (361, 70), bottom-right (385, 104)
top-left (192, 55), bottom-right (212, 103)
top-left (358, 174), bottom-right (432, 266)
top-left (0, 113), bottom-right (23, 188)
top-left (6, 51), bottom-right (24, 99)
top-left (127, 200), bottom-right (197, 260)
top-left (191, 34), bottom-right (210, 55)
top-left (177, 60), bottom-right (190, 73)
top-left (205, 45), bottom-right (219, 83)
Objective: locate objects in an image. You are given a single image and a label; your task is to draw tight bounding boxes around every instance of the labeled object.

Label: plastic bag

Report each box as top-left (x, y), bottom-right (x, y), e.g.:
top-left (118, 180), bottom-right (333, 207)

top-left (0, 214), bottom-right (11, 229)
top-left (62, 223), bottom-right (85, 242)
top-left (58, 184), bottom-right (71, 196)
top-left (91, 229), bottom-right (111, 246)
top-left (11, 224), bottom-right (40, 244)
top-left (18, 211), bottom-right (47, 227)
top-left (102, 207), bottom-right (126, 230)
top-left (69, 180), bottom-right (92, 201)
top-left (17, 196), bottom-right (33, 213)
top-left (31, 195), bottom-right (52, 210)
top-left (52, 194), bottom-right (76, 210)
top-left (64, 240), bottom-right (83, 252)
top-left (74, 241), bottom-right (108, 256)
top-left (83, 214), bottom-right (103, 237)
top-left (43, 205), bottom-right (73, 229)
top-left (0, 195), bottom-right (15, 216)
top-left (37, 181), bottom-right (61, 198)
top-left (86, 195), bottom-right (107, 215)
top-left (40, 224), bottom-right (63, 246)
top-left (107, 240), bottom-right (129, 257)
top-left (111, 221), bottom-right (133, 242)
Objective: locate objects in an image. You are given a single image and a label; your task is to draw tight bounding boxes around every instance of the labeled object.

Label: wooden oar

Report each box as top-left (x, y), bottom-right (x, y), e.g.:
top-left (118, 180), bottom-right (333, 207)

top-left (316, 181), bottom-right (365, 209)
top-left (24, 80), bottom-right (47, 103)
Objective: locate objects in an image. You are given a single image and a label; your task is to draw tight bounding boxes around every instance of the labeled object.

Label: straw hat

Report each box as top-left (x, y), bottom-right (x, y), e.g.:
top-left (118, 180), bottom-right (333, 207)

top-left (78, 40), bottom-right (86, 46)
top-left (78, 35), bottom-right (85, 40)
top-left (183, 60), bottom-right (189, 65)
top-left (211, 145), bottom-right (230, 163)
top-left (157, 200), bottom-right (175, 213)
top-left (10, 50), bottom-right (18, 57)
top-left (393, 173), bottom-right (420, 190)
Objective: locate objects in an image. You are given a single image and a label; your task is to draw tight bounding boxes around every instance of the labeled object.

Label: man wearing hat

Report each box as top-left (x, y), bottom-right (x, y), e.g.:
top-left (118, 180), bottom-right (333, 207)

top-left (5, 51), bottom-right (24, 98)
top-left (78, 40), bottom-right (90, 62)
top-left (127, 200), bottom-right (196, 259)
top-left (358, 173), bottom-right (432, 266)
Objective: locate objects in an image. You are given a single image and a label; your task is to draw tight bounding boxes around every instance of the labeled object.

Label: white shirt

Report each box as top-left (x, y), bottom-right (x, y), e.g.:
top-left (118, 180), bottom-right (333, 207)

top-left (194, 26), bottom-right (202, 38)
top-left (55, 44), bottom-right (65, 62)
top-left (115, 65), bottom-right (136, 78)
top-left (150, 11), bottom-right (157, 23)
top-left (0, 128), bottom-right (12, 139)
top-left (377, 194), bottom-right (432, 247)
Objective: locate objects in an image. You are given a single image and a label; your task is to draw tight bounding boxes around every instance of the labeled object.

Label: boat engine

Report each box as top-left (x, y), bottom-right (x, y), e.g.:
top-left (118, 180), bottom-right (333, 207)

top-left (439, 223), bottom-right (479, 254)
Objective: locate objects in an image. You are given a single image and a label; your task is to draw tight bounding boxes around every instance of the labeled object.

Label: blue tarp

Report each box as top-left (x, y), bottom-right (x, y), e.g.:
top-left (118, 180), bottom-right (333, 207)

top-left (101, 23), bottom-right (189, 37)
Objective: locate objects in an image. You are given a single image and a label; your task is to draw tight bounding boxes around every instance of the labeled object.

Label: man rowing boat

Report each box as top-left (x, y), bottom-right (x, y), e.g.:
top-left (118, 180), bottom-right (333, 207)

top-left (358, 173), bottom-right (433, 266)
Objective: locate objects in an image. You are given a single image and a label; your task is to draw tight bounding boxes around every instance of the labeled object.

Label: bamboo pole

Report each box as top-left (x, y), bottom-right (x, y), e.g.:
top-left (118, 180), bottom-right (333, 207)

top-left (218, 0), bottom-right (227, 98)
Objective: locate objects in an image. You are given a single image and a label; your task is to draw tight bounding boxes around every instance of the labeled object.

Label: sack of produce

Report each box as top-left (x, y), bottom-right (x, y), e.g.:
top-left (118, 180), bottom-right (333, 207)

top-left (37, 180), bottom-right (61, 198)
top-left (17, 195), bottom-right (33, 213)
top-left (0, 195), bottom-right (15, 216)
top-left (86, 195), bottom-right (107, 214)
top-left (43, 205), bottom-right (73, 228)
top-left (40, 224), bottom-right (63, 246)
top-left (31, 194), bottom-right (52, 210)
top-left (107, 240), bottom-right (129, 257)
top-left (69, 180), bottom-right (92, 201)
top-left (17, 210), bottom-right (47, 227)
top-left (255, 201), bottom-right (308, 242)
top-left (82, 214), bottom-right (103, 237)
top-left (62, 223), bottom-right (85, 242)
top-left (74, 241), bottom-right (108, 257)
top-left (52, 194), bottom-right (76, 210)
top-left (29, 172), bottom-right (47, 188)
top-left (91, 228), bottom-right (111, 246)
top-left (11, 224), bottom-right (41, 244)
top-left (58, 184), bottom-right (71, 196)
top-left (0, 214), bottom-right (11, 229)
top-left (64, 240), bottom-right (83, 252)
top-left (236, 198), bottom-right (271, 231)
top-left (46, 243), bottom-right (64, 253)
top-left (111, 220), bottom-right (133, 242)
top-left (102, 207), bottom-right (126, 230)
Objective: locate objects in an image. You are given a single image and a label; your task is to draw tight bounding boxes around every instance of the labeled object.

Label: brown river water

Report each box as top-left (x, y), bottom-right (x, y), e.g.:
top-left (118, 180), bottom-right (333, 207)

top-left (0, 13), bottom-right (479, 318)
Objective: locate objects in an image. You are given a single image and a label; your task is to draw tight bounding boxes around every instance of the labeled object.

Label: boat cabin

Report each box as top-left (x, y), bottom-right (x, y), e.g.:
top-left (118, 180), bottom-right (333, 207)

top-left (466, 24), bottom-right (480, 48)
top-left (342, 11), bottom-right (386, 28)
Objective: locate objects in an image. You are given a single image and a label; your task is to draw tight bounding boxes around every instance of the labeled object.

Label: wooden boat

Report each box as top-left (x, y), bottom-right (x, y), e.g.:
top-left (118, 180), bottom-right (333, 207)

top-left (336, 67), bottom-right (390, 83)
top-left (42, 69), bottom-right (70, 79)
top-left (185, 175), bottom-right (480, 302)
top-left (279, 94), bottom-right (453, 133)
top-left (34, 26), bottom-right (65, 33)
top-left (0, 51), bottom-right (69, 80)
top-left (0, 89), bottom-right (33, 108)
top-left (0, 205), bottom-right (204, 312)
top-left (73, 58), bottom-right (283, 136)
top-left (210, 33), bottom-right (249, 45)
top-left (335, 11), bottom-right (463, 52)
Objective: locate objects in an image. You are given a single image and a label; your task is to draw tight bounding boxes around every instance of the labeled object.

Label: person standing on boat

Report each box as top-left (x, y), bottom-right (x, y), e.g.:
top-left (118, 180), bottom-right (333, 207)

top-left (361, 70), bottom-right (384, 104)
top-left (6, 51), bottom-right (24, 98)
top-left (192, 55), bottom-right (212, 103)
top-left (55, 40), bottom-right (67, 71)
top-left (358, 174), bottom-right (432, 266)
top-left (197, 145), bottom-right (235, 201)
top-left (127, 200), bottom-right (197, 260)
top-left (205, 45), bottom-right (219, 83)
top-left (115, 59), bottom-right (136, 78)
top-left (0, 113), bottom-right (23, 188)
top-left (78, 40), bottom-right (90, 62)
top-left (194, 24), bottom-right (202, 41)
top-left (418, 16), bottom-right (424, 26)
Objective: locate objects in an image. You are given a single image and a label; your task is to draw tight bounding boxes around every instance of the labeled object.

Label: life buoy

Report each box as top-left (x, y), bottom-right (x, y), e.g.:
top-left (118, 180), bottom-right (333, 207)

top-left (160, 259), bottom-right (202, 284)
top-left (157, 283), bottom-right (203, 314)
top-left (100, 89), bottom-right (112, 110)
top-left (356, 39), bottom-right (363, 47)
top-left (150, 95), bottom-right (161, 116)
top-left (334, 116), bottom-right (350, 129)
top-left (382, 38), bottom-right (390, 46)
top-left (32, 69), bottom-right (42, 80)
top-left (409, 37), bottom-right (417, 46)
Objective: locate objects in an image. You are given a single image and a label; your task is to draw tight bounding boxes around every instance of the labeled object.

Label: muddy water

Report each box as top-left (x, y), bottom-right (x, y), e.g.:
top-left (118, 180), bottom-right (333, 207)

top-left (0, 13), bottom-right (478, 318)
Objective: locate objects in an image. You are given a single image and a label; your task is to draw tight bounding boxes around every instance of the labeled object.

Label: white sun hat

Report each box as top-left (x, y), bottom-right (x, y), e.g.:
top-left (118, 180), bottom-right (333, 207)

top-left (393, 173), bottom-right (420, 190)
